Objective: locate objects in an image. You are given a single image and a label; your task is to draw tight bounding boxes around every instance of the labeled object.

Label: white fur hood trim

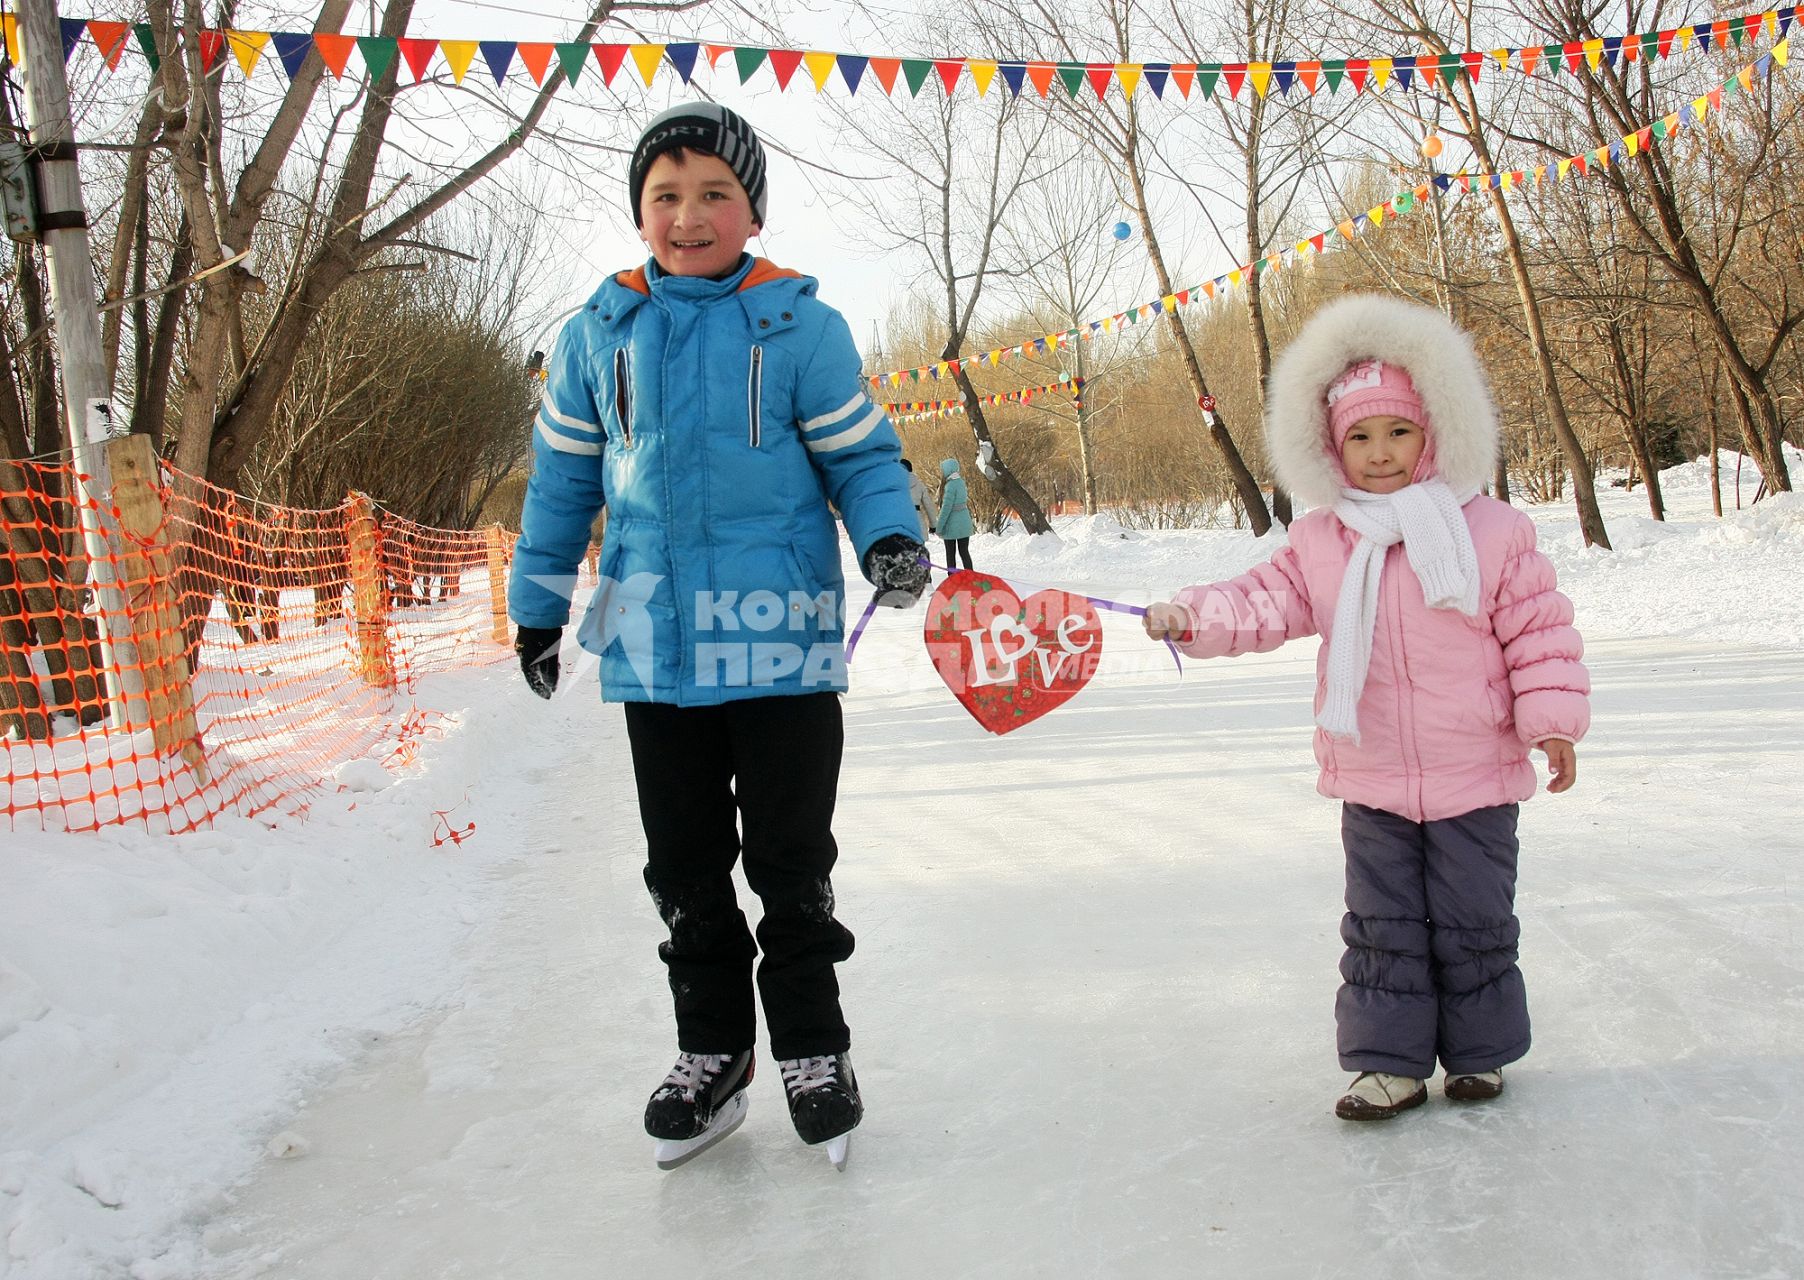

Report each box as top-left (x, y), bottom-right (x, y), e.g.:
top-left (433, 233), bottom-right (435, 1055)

top-left (1265, 294), bottom-right (1498, 511)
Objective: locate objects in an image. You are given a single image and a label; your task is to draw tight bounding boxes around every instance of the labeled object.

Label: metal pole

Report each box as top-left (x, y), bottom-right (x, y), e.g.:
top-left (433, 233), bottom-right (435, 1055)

top-left (17, 0), bottom-right (144, 728)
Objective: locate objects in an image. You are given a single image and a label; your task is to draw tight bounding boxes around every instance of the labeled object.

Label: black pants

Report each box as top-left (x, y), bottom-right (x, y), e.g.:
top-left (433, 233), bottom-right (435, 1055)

top-left (943, 536), bottom-right (973, 570)
top-left (623, 692), bottom-right (854, 1060)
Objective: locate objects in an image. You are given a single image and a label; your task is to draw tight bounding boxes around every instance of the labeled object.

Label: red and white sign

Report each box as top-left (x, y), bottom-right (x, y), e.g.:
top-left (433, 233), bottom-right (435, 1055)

top-left (923, 571), bottom-right (1103, 735)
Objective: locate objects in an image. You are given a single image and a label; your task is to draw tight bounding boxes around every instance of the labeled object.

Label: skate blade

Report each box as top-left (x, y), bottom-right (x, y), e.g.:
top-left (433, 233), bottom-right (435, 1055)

top-left (824, 1133), bottom-right (849, 1172)
top-left (653, 1091), bottom-right (749, 1170)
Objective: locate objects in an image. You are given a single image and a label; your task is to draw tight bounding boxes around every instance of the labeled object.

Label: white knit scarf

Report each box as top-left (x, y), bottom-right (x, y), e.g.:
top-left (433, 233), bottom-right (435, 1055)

top-left (1319, 481), bottom-right (1481, 741)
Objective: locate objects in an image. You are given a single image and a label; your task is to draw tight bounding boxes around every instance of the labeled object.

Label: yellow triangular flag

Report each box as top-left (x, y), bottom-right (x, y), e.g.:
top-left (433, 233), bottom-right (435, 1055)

top-left (1493, 48), bottom-right (1511, 70)
top-left (803, 50), bottom-right (835, 90)
top-left (630, 43), bottom-right (665, 86)
top-left (1500, 171), bottom-right (1514, 190)
top-left (1775, 37), bottom-right (1790, 66)
top-left (1115, 63), bottom-right (1141, 97)
top-left (1738, 66), bottom-right (1755, 91)
top-left (1162, 294), bottom-right (1177, 313)
top-left (1623, 131), bottom-right (1639, 157)
top-left (229, 30), bottom-right (269, 77)
top-left (441, 40), bottom-right (478, 84)
top-left (1249, 62), bottom-right (1272, 97)
top-left (969, 60), bottom-right (997, 95)
top-left (1229, 267), bottom-right (1244, 286)
top-left (1371, 57), bottom-right (1393, 89)
top-left (1368, 204), bottom-right (1385, 225)
top-left (1, 15), bottom-right (19, 67)
top-left (1557, 157), bottom-right (1572, 180)
top-left (1678, 26), bottom-right (1695, 51)
top-left (1583, 38), bottom-right (1604, 69)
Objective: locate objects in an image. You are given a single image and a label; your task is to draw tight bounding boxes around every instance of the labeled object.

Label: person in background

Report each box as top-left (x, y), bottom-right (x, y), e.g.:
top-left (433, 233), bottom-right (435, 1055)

top-left (936, 456), bottom-right (976, 572)
top-left (901, 458), bottom-right (938, 547)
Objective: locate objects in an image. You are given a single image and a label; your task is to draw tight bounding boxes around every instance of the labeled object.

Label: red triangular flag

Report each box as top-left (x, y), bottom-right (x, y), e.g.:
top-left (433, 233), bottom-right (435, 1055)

top-left (594, 43), bottom-right (628, 84)
top-left (768, 48), bottom-right (804, 89)
top-left (397, 37), bottom-right (437, 82)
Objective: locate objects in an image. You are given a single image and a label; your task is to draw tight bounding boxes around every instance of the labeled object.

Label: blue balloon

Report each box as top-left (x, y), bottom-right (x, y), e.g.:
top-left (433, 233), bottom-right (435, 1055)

top-left (1112, 221), bottom-right (1132, 241)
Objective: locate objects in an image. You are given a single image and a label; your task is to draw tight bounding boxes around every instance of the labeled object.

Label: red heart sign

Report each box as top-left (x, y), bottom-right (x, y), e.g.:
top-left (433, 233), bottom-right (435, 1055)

top-left (923, 571), bottom-right (1104, 735)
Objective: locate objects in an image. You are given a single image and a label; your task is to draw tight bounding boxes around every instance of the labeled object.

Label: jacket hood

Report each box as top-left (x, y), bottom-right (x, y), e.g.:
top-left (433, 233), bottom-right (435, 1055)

top-left (940, 458), bottom-right (960, 478)
top-left (1266, 294), bottom-right (1498, 511)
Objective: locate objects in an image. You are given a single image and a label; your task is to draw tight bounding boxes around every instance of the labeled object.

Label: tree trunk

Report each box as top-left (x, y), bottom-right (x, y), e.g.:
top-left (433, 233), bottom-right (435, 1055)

top-left (1121, 110), bottom-right (1271, 533)
top-left (949, 362), bottom-right (1051, 534)
top-left (1451, 80), bottom-right (1610, 548)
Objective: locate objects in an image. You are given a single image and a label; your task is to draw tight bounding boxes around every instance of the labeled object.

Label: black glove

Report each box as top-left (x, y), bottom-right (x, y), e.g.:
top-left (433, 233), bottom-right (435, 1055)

top-left (864, 534), bottom-right (931, 608)
top-left (514, 624), bottom-right (563, 699)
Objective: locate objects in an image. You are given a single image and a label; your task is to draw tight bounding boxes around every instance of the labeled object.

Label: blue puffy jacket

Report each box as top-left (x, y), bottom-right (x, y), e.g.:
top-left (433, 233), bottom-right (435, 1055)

top-left (936, 458), bottom-right (976, 540)
top-left (509, 255), bottom-right (919, 705)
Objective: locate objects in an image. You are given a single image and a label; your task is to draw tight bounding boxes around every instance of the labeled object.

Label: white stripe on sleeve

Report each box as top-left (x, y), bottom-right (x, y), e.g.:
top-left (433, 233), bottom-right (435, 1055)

top-left (537, 418), bottom-right (602, 456)
top-left (800, 394), bottom-right (865, 431)
top-left (803, 404), bottom-right (884, 453)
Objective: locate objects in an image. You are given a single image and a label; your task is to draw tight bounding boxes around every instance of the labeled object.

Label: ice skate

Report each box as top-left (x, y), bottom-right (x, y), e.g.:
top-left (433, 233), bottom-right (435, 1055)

top-left (779, 1052), bottom-right (862, 1169)
top-left (1444, 1068), bottom-right (1505, 1102)
top-left (645, 1050), bottom-right (753, 1170)
top-left (1334, 1071), bottom-right (1427, 1121)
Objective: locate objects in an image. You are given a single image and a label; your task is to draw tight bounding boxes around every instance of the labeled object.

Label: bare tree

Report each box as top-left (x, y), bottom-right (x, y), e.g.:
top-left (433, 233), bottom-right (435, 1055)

top-left (828, 56), bottom-right (1058, 533)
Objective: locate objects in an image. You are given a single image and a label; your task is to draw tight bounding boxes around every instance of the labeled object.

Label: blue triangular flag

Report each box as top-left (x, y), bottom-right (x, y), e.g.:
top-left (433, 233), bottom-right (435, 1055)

top-left (1143, 62), bottom-right (1168, 97)
top-left (272, 32), bottom-right (314, 79)
top-left (837, 53), bottom-right (868, 94)
top-left (60, 17), bottom-right (86, 62)
top-left (479, 41), bottom-right (514, 84)
top-left (666, 43), bottom-right (698, 83)
top-left (999, 62), bottom-right (1027, 95)
top-left (1395, 64), bottom-right (1415, 90)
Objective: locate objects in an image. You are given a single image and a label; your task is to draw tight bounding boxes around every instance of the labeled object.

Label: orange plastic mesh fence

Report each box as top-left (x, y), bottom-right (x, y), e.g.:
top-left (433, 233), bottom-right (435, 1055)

top-left (1, 451), bottom-right (534, 834)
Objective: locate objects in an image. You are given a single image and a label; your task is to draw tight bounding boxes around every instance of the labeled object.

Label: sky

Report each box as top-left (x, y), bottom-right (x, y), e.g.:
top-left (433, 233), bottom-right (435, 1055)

top-left (3, 447), bottom-right (1803, 1278)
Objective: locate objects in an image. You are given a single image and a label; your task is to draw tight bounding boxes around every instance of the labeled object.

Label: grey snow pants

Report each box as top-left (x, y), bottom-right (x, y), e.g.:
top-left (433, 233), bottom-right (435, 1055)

top-left (1336, 801), bottom-right (1530, 1078)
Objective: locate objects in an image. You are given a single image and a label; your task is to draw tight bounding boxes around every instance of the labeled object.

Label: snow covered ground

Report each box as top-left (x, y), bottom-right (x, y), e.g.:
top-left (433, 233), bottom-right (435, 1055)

top-left (3, 452), bottom-right (1802, 1279)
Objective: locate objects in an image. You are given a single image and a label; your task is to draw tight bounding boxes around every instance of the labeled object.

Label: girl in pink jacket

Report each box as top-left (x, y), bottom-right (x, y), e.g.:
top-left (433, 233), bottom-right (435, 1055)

top-left (1145, 294), bottom-right (1590, 1121)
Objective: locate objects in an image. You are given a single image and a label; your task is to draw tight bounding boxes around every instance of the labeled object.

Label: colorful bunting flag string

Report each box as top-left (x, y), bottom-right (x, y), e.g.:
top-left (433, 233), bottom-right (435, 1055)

top-left (7, 6), bottom-right (1793, 104)
top-left (885, 376), bottom-right (1085, 422)
top-left (867, 38), bottom-right (1792, 390)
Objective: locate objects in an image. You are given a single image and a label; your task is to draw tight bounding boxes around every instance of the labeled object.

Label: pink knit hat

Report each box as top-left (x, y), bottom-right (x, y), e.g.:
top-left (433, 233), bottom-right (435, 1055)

top-left (1325, 360), bottom-right (1428, 449)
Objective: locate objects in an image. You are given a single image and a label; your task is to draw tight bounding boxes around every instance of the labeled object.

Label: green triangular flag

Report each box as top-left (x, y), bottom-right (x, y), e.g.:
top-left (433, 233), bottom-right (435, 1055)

top-left (357, 36), bottom-right (396, 83)
top-left (134, 23), bottom-right (159, 72)
top-left (1322, 60), bottom-right (1344, 93)
top-left (901, 58), bottom-right (931, 95)
top-left (1198, 67), bottom-right (1220, 97)
top-left (734, 46), bottom-right (766, 83)
top-left (555, 42), bottom-right (587, 85)
top-left (1437, 55), bottom-right (1461, 88)
top-left (1057, 63), bottom-right (1085, 97)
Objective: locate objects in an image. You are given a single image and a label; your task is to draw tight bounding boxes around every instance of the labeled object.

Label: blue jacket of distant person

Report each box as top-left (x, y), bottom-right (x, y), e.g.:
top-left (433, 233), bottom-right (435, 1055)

top-left (508, 253), bottom-right (919, 705)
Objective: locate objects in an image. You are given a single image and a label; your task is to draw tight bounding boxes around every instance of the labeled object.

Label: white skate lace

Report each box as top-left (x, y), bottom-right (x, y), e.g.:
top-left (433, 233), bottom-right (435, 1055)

top-left (779, 1055), bottom-right (840, 1095)
top-left (661, 1053), bottom-right (728, 1100)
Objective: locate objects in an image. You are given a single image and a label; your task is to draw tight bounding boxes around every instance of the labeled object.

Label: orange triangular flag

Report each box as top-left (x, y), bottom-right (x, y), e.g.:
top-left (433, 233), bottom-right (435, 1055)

top-left (314, 33), bottom-right (356, 79)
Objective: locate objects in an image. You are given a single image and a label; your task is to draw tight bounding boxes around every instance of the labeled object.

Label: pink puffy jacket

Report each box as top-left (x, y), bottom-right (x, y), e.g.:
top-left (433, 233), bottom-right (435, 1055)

top-left (1171, 495), bottom-right (1590, 823)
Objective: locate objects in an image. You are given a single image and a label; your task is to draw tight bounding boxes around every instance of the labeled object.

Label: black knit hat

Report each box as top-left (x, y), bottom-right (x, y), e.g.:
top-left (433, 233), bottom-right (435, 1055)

top-left (628, 103), bottom-right (768, 228)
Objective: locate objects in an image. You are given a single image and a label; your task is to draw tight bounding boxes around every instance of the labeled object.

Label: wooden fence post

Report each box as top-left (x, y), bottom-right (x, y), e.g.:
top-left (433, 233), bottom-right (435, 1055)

top-left (105, 435), bottom-right (208, 783)
top-left (485, 525), bottom-right (510, 645)
top-left (344, 493), bottom-right (396, 688)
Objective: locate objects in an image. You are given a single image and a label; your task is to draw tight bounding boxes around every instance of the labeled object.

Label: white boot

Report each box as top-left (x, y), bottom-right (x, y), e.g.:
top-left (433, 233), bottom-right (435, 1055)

top-left (1444, 1068), bottom-right (1504, 1102)
top-left (1334, 1071), bottom-right (1427, 1121)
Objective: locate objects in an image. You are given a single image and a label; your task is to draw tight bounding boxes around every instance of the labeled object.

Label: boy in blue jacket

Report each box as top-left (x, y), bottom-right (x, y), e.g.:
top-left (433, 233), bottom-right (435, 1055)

top-left (507, 104), bottom-right (928, 1171)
